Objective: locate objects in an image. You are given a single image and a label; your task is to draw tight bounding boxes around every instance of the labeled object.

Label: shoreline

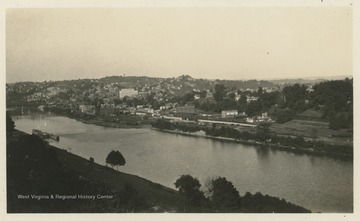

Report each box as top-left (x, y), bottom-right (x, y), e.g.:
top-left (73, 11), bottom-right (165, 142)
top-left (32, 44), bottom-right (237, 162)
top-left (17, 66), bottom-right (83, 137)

top-left (10, 108), bottom-right (352, 159)
top-left (152, 128), bottom-right (353, 160)
top-left (67, 115), bottom-right (152, 129)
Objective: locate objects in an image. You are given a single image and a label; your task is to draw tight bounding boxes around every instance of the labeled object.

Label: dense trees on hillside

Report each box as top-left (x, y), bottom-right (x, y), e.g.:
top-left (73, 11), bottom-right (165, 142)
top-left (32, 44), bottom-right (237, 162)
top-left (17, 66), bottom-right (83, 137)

top-left (207, 177), bottom-right (242, 212)
top-left (174, 174), bottom-right (310, 213)
top-left (214, 84), bottom-right (226, 102)
top-left (312, 78), bottom-right (352, 112)
top-left (179, 79), bottom-right (352, 130)
top-left (174, 175), bottom-right (207, 211)
top-left (311, 79), bottom-right (353, 130)
top-left (282, 84), bottom-right (308, 111)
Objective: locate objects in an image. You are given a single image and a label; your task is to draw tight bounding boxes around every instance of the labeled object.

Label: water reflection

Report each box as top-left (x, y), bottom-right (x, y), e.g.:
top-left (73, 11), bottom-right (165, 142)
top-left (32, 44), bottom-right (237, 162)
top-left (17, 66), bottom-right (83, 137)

top-left (256, 146), bottom-right (270, 159)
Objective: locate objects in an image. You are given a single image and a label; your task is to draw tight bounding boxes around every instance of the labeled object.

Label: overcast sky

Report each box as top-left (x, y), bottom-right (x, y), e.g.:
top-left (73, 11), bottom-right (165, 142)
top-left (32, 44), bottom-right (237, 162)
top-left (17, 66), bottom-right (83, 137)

top-left (6, 7), bottom-right (352, 83)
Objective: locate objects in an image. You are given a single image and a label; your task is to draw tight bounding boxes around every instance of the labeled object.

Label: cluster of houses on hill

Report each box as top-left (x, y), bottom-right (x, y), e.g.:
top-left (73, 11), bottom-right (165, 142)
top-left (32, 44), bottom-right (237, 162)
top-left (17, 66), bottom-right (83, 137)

top-left (8, 77), bottom-right (277, 125)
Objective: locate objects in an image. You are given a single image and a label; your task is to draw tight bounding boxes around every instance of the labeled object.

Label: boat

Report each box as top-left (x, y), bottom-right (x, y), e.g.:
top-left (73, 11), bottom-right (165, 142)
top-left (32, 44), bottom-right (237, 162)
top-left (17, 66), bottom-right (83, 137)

top-left (32, 129), bottom-right (60, 141)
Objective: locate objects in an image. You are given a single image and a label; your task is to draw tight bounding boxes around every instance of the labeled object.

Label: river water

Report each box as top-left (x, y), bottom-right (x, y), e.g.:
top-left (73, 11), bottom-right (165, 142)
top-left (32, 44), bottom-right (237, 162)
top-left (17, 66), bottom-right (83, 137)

top-left (12, 113), bottom-right (353, 213)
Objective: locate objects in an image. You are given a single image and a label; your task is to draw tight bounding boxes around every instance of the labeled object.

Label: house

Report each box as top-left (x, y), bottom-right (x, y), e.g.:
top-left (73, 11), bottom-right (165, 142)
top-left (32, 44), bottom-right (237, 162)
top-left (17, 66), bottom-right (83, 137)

top-left (221, 110), bottom-right (238, 118)
top-left (235, 94), bottom-right (241, 101)
top-left (258, 112), bottom-right (273, 122)
top-left (46, 87), bottom-right (67, 96)
top-left (79, 105), bottom-right (96, 115)
top-left (246, 96), bottom-right (259, 103)
top-left (137, 107), bottom-right (154, 115)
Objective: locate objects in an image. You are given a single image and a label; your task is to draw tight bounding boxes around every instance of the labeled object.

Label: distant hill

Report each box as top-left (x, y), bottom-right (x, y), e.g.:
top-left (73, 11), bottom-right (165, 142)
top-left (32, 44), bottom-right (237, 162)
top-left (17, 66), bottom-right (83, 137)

top-left (269, 75), bottom-right (352, 85)
top-left (98, 75), bottom-right (276, 95)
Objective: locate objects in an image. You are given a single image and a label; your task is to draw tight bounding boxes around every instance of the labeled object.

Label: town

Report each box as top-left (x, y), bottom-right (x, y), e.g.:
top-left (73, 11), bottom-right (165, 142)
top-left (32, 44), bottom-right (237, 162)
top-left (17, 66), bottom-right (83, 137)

top-left (6, 74), bottom-right (353, 150)
top-left (6, 75), bottom-right (310, 123)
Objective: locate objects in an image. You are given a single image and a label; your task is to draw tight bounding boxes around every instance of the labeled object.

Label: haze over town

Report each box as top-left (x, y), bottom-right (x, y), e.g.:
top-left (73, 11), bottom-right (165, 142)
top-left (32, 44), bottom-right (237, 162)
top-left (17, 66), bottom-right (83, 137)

top-left (6, 7), bottom-right (352, 83)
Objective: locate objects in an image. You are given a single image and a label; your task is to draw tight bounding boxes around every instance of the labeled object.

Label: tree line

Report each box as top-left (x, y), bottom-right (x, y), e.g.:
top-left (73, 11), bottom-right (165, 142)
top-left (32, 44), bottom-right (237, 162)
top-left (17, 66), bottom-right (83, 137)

top-left (174, 174), bottom-right (310, 213)
top-left (151, 119), bottom-right (352, 156)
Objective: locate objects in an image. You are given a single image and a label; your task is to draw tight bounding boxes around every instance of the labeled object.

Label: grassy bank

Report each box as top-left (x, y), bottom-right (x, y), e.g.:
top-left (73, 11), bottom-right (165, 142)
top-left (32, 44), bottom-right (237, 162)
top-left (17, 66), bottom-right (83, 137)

top-left (7, 130), bottom-right (183, 212)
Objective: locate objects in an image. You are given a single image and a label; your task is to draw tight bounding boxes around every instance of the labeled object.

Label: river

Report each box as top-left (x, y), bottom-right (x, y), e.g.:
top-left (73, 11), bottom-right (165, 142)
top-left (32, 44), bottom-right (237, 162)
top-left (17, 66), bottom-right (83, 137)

top-left (12, 113), bottom-right (353, 213)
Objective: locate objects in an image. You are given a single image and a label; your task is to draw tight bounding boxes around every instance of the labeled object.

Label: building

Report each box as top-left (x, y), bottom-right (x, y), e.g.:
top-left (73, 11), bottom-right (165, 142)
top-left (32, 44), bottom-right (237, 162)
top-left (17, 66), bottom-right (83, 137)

top-left (175, 105), bottom-right (197, 120)
top-left (235, 94), bottom-right (241, 101)
top-left (138, 91), bottom-right (149, 98)
top-left (137, 107), bottom-right (154, 115)
top-left (258, 112), bottom-right (272, 122)
top-left (176, 106), bottom-right (196, 114)
top-left (205, 90), bottom-right (213, 99)
top-left (79, 105), bottom-right (96, 115)
top-left (221, 110), bottom-right (238, 118)
top-left (46, 87), bottom-right (67, 96)
top-left (246, 96), bottom-right (259, 103)
top-left (245, 117), bottom-right (256, 123)
top-left (119, 88), bottom-right (138, 99)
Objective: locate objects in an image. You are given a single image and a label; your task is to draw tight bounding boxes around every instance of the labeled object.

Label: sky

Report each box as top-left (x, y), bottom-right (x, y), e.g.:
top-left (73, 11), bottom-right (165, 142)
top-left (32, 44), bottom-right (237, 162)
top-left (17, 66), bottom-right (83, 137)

top-left (6, 7), bottom-right (353, 83)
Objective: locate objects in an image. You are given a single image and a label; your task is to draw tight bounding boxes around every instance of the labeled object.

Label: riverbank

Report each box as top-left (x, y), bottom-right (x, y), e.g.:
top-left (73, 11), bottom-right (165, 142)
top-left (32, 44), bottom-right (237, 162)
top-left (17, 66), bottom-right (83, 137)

top-left (67, 114), bottom-right (152, 129)
top-left (7, 129), bottom-right (312, 213)
top-left (152, 128), bottom-right (353, 160)
top-left (8, 106), bottom-right (352, 159)
top-left (58, 113), bottom-right (353, 160)
top-left (62, 110), bottom-right (353, 159)
top-left (7, 130), bottom-right (183, 212)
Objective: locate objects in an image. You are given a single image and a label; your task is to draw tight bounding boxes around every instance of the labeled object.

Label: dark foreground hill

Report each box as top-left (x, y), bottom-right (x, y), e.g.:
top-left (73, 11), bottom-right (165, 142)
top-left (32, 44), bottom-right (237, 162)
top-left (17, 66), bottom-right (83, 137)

top-left (7, 130), bottom-right (310, 213)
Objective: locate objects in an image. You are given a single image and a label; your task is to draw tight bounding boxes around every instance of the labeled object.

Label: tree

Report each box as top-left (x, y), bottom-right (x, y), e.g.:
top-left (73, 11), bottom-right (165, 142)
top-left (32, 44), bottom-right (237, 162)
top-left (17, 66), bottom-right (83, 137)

top-left (282, 84), bottom-right (308, 111)
top-left (206, 177), bottom-right (241, 212)
top-left (6, 113), bottom-right (15, 138)
top-left (199, 90), bottom-right (207, 99)
top-left (256, 122), bottom-right (272, 142)
top-left (246, 100), bottom-right (262, 117)
top-left (106, 150), bottom-right (126, 170)
top-left (213, 84), bottom-right (226, 102)
top-left (238, 94), bottom-right (247, 112)
top-left (174, 175), bottom-right (206, 212)
top-left (276, 109), bottom-right (295, 124)
top-left (182, 92), bottom-right (195, 104)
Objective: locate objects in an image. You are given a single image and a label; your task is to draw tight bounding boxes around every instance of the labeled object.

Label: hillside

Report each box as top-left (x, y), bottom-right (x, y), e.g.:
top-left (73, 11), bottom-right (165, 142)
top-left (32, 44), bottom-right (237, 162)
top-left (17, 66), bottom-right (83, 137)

top-left (7, 130), bottom-right (183, 212)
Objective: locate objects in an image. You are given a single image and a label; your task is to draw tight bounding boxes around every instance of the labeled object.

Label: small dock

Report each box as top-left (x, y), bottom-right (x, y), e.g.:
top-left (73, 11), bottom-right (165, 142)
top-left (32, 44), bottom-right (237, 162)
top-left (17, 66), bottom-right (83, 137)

top-left (32, 129), bottom-right (60, 141)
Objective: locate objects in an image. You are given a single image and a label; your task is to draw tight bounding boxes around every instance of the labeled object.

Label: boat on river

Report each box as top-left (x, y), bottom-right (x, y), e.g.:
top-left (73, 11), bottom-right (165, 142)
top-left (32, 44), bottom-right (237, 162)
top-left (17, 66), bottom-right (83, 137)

top-left (32, 129), bottom-right (60, 141)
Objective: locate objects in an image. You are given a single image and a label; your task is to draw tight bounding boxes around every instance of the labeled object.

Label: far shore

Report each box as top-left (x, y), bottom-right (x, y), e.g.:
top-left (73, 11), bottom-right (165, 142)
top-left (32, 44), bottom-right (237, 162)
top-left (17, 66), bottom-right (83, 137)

top-left (10, 107), bottom-right (352, 160)
top-left (151, 128), bottom-right (353, 160)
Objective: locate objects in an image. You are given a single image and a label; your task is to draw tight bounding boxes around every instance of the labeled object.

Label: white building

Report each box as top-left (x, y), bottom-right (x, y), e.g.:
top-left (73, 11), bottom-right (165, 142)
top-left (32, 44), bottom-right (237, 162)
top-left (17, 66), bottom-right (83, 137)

top-left (119, 88), bottom-right (138, 99)
top-left (221, 110), bottom-right (238, 118)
